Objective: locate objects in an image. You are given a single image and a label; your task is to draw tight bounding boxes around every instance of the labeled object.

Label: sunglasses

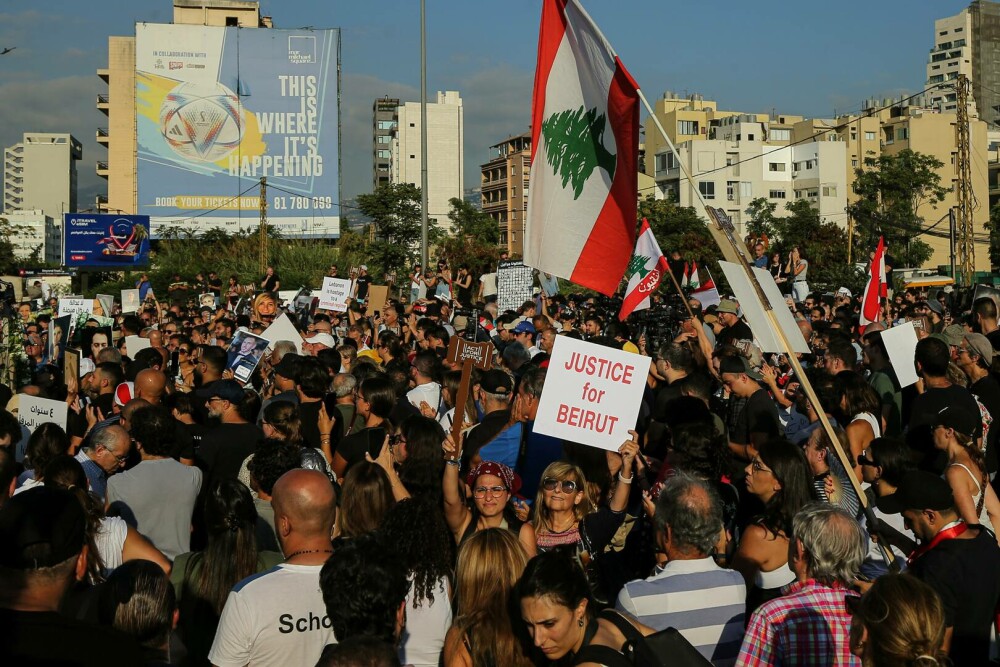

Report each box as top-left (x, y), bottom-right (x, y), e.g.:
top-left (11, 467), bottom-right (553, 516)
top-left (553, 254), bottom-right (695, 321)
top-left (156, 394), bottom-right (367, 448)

top-left (856, 453), bottom-right (879, 468)
top-left (542, 478), bottom-right (579, 493)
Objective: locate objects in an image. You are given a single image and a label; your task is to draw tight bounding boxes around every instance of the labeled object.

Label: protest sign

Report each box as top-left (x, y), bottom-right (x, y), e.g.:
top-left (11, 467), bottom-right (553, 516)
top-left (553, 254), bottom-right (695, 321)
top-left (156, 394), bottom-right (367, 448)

top-left (880, 321), bottom-right (920, 387)
top-left (49, 315), bottom-right (70, 364)
top-left (58, 298), bottom-right (92, 318)
top-left (121, 289), bottom-right (141, 313)
top-left (199, 293), bottom-right (216, 308)
top-left (261, 313), bottom-right (303, 354)
top-left (718, 261), bottom-right (809, 355)
top-left (96, 294), bottom-right (115, 318)
top-left (497, 260), bottom-right (535, 314)
top-left (751, 266), bottom-right (811, 353)
top-left (533, 336), bottom-right (650, 452)
top-left (18, 395), bottom-right (67, 434)
top-left (447, 338), bottom-right (492, 371)
top-left (227, 331), bottom-right (271, 383)
top-left (367, 285), bottom-right (389, 314)
top-left (318, 277), bottom-right (351, 312)
top-left (125, 335), bottom-right (151, 356)
top-left (63, 349), bottom-right (80, 386)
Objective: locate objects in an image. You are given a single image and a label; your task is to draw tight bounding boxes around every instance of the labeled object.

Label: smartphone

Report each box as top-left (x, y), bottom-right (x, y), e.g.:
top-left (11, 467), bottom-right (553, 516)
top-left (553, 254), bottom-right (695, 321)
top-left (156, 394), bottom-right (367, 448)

top-left (367, 427), bottom-right (387, 459)
top-left (374, 311), bottom-right (381, 318)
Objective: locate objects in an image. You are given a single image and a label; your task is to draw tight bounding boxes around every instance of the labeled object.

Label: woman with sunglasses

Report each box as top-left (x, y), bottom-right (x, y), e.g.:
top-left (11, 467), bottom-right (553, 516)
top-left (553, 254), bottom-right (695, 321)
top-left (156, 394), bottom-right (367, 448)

top-left (857, 438), bottom-right (914, 578)
top-left (442, 440), bottom-right (537, 557)
top-left (731, 438), bottom-right (812, 613)
top-left (933, 406), bottom-right (1000, 541)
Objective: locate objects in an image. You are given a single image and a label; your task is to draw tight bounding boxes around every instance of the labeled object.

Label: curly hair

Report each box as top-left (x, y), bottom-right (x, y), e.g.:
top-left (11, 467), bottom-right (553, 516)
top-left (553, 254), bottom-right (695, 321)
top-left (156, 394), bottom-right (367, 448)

top-left (248, 438), bottom-right (303, 496)
top-left (320, 532), bottom-right (410, 644)
top-left (669, 419), bottom-right (730, 481)
top-left (377, 496), bottom-right (454, 606)
top-left (396, 415), bottom-right (445, 500)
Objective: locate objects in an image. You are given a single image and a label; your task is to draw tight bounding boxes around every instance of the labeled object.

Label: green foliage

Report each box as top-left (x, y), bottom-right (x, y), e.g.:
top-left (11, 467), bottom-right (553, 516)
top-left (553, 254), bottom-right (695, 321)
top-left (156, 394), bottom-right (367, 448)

top-left (771, 200), bottom-right (863, 294)
top-left (985, 203), bottom-right (1000, 272)
top-left (744, 198), bottom-right (777, 239)
top-left (0, 217), bottom-right (23, 274)
top-left (847, 149), bottom-right (945, 268)
top-left (438, 197), bottom-right (501, 275)
top-left (638, 195), bottom-right (719, 264)
top-left (541, 106), bottom-right (616, 199)
top-left (355, 182), bottom-right (438, 278)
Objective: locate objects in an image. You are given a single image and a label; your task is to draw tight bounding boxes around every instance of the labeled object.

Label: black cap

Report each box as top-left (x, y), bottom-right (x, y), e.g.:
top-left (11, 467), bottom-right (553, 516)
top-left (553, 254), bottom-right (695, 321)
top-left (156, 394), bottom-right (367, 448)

top-left (273, 353), bottom-right (301, 380)
top-left (875, 470), bottom-right (955, 514)
top-left (195, 379), bottom-right (245, 405)
top-left (0, 487), bottom-right (86, 569)
top-left (480, 369), bottom-right (513, 395)
top-left (718, 355), bottom-right (763, 381)
top-left (932, 406), bottom-right (979, 438)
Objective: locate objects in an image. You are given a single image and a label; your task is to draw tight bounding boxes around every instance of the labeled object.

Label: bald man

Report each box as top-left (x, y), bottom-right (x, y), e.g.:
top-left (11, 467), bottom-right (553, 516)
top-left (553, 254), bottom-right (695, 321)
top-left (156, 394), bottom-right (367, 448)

top-left (210, 469), bottom-right (336, 667)
top-left (134, 369), bottom-right (167, 406)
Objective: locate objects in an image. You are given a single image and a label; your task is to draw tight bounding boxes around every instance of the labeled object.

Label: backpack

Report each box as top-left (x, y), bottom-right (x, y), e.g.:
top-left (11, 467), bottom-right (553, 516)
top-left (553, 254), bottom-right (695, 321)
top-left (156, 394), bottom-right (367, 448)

top-left (573, 610), bottom-right (711, 667)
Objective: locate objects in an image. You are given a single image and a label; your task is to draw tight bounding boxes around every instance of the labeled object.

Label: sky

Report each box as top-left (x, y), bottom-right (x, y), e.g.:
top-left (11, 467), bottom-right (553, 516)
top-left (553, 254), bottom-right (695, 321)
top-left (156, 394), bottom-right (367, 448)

top-left (0, 0), bottom-right (972, 210)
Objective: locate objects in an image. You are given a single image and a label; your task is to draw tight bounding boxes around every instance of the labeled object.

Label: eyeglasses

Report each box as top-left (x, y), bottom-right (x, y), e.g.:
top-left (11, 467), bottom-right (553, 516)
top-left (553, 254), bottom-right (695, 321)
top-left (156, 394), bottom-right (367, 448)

top-left (750, 458), bottom-right (772, 475)
top-left (389, 434), bottom-right (404, 446)
top-left (473, 485), bottom-right (507, 498)
top-left (179, 348), bottom-right (191, 355)
top-left (102, 446), bottom-right (128, 465)
top-left (542, 478), bottom-right (579, 493)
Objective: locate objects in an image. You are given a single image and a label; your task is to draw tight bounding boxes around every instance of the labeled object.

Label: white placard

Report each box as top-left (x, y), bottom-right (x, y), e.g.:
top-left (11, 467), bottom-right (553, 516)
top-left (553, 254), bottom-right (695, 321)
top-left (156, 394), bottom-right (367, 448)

top-left (58, 298), bottom-right (92, 318)
top-left (880, 322), bottom-right (920, 388)
top-left (260, 313), bottom-right (304, 354)
top-left (121, 289), bottom-right (141, 313)
top-left (124, 335), bottom-right (152, 355)
top-left (318, 277), bottom-right (351, 312)
top-left (719, 260), bottom-right (805, 354)
top-left (18, 395), bottom-right (68, 434)
top-left (96, 294), bottom-right (115, 317)
top-left (534, 336), bottom-right (651, 452)
top-left (751, 266), bottom-right (811, 354)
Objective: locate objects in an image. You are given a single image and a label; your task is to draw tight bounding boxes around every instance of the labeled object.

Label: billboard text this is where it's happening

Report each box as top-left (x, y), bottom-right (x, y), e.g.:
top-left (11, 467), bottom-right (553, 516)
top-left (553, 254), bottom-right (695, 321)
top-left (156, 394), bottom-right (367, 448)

top-left (135, 24), bottom-right (339, 239)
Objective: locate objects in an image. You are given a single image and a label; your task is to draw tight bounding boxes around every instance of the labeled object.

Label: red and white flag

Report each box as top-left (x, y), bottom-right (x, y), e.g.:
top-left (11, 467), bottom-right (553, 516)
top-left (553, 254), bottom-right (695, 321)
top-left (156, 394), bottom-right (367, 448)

top-left (688, 261), bottom-right (701, 290)
top-left (525, 0), bottom-right (640, 296)
top-left (618, 219), bottom-right (667, 321)
top-left (690, 268), bottom-right (720, 308)
top-left (860, 236), bottom-right (887, 327)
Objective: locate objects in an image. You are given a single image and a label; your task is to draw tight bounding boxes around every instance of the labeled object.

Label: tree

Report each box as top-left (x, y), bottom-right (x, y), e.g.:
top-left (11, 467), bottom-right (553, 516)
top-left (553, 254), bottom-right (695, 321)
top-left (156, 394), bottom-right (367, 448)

top-left (847, 149), bottom-right (946, 268)
top-left (0, 217), bottom-right (22, 274)
top-left (438, 197), bottom-right (500, 276)
top-left (638, 195), bottom-right (719, 264)
top-left (356, 183), bottom-right (437, 278)
top-left (540, 106), bottom-right (616, 198)
top-left (745, 198), bottom-right (777, 239)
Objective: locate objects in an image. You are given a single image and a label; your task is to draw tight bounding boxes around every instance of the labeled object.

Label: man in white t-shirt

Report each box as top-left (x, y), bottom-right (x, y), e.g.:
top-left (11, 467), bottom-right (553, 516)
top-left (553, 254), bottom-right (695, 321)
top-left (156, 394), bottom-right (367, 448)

top-left (478, 271), bottom-right (498, 304)
top-left (209, 469), bottom-right (337, 667)
top-left (406, 351), bottom-right (442, 413)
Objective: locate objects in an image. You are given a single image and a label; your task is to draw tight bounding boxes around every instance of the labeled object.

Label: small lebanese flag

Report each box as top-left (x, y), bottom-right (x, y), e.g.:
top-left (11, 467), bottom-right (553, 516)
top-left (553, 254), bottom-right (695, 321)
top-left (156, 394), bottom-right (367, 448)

top-left (618, 219), bottom-right (668, 321)
top-left (688, 261), bottom-right (701, 289)
top-left (860, 236), bottom-right (887, 328)
top-left (525, 0), bottom-right (640, 296)
top-left (681, 262), bottom-right (690, 288)
top-left (691, 269), bottom-right (720, 307)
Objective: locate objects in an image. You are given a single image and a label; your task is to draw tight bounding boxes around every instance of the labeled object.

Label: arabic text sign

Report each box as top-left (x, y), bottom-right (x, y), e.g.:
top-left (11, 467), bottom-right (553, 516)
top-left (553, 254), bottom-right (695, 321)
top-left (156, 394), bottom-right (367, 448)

top-left (18, 396), bottom-right (68, 434)
top-left (64, 214), bottom-right (150, 268)
top-left (534, 336), bottom-right (650, 452)
top-left (59, 298), bottom-right (92, 318)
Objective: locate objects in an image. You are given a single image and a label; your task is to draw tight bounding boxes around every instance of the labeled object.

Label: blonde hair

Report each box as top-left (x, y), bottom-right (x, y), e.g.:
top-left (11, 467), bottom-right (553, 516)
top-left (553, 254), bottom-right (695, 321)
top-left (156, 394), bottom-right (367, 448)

top-left (532, 460), bottom-right (593, 533)
top-left (453, 529), bottom-right (531, 667)
top-left (855, 574), bottom-right (946, 667)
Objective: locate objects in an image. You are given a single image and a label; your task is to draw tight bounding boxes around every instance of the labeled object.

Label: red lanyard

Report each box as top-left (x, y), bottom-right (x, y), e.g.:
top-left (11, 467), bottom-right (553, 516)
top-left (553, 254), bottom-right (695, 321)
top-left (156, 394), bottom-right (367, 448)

top-left (907, 521), bottom-right (968, 566)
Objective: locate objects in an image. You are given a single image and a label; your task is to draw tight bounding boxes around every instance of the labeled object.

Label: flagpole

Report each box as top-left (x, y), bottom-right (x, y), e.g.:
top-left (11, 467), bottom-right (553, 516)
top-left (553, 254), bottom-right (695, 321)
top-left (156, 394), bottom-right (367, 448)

top-left (638, 88), bottom-right (893, 568)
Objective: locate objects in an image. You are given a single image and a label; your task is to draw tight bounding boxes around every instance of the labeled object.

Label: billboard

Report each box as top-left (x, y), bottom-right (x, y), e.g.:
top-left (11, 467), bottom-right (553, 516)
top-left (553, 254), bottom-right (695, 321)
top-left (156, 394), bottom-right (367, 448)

top-left (135, 24), bottom-right (340, 239)
top-left (64, 214), bottom-right (151, 268)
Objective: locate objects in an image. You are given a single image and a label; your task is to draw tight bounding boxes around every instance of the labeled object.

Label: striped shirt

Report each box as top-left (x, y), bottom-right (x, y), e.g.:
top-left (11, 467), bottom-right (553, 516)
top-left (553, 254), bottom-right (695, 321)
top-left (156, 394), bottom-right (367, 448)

top-left (615, 557), bottom-right (746, 666)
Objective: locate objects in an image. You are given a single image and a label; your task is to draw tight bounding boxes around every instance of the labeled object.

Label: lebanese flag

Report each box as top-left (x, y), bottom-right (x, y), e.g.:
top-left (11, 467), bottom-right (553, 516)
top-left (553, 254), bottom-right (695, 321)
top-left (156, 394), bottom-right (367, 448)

top-left (525, 0), bottom-right (640, 296)
top-left (691, 269), bottom-right (720, 307)
top-left (688, 261), bottom-right (701, 289)
top-left (618, 219), bottom-right (667, 320)
top-left (860, 236), bottom-right (887, 327)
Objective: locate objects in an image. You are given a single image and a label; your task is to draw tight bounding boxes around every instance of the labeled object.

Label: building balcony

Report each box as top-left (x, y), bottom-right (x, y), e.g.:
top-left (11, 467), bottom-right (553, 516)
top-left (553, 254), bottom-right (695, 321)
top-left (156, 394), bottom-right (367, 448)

top-left (96, 161), bottom-right (109, 178)
top-left (482, 199), bottom-right (507, 212)
top-left (98, 68), bottom-right (110, 83)
top-left (96, 128), bottom-right (109, 144)
top-left (482, 175), bottom-right (507, 187)
top-left (97, 94), bottom-right (109, 114)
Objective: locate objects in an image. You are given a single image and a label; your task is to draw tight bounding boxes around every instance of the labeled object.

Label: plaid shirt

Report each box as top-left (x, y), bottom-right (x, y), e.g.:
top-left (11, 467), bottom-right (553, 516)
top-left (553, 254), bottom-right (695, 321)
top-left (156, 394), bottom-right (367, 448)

top-left (737, 579), bottom-right (860, 667)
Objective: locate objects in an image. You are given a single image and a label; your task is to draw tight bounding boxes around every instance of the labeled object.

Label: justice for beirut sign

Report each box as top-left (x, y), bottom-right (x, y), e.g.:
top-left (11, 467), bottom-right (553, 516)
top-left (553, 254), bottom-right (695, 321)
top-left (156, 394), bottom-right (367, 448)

top-left (533, 336), bottom-right (650, 452)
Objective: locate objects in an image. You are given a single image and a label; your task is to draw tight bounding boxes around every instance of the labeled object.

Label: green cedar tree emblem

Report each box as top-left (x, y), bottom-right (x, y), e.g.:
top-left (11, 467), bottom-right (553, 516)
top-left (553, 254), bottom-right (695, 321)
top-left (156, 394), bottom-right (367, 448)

top-left (625, 253), bottom-right (651, 280)
top-left (541, 105), bottom-right (617, 199)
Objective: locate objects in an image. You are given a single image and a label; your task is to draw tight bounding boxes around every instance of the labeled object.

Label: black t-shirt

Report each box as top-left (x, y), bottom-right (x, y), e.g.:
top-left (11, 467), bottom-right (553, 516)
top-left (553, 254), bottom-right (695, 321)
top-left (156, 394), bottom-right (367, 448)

top-left (355, 275), bottom-right (371, 301)
top-left (298, 396), bottom-right (341, 451)
top-left (907, 384), bottom-right (982, 473)
top-left (196, 422), bottom-right (262, 489)
top-left (0, 607), bottom-right (144, 666)
top-left (208, 277), bottom-right (223, 296)
top-left (910, 526), bottom-right (1000, 666)
top-left (970, 375), bottom-right (1000, 474)
top-left (261, 273), bottom-right (280, 292)
top-left (729, 387), bottom-right (780, 445)
top-left (716, 320), bottom-right (754, 349)
top-left (986, 329), bottom-right (1000, 353)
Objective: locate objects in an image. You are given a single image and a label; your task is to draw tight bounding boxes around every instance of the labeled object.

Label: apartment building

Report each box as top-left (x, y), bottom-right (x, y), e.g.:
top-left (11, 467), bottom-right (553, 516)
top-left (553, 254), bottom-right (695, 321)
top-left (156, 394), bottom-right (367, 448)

top-left (481, 132), bottom-right (530, 255)
top-left (5, 210), bottom-right (62, 264)
top-left (372, 97), bottom-right (400, 190)
top-left (3, 133), bottom-right (81, 220)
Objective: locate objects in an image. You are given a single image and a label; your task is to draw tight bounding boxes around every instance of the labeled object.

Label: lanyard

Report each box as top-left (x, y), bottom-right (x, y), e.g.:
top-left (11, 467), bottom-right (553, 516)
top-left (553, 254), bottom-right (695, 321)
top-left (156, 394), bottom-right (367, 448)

top-left (907, 520), bottom-right (967, 566)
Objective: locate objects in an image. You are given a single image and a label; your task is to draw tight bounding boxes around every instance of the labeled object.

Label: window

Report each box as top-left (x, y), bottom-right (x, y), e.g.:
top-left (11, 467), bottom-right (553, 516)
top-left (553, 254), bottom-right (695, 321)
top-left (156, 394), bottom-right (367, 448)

top-left (896, 128), bottom-right (908, 141)
top-left (768, 162), bottom-right (786, 172)
top-left (655, 153), bottom-right (668, 173)
top-left (747, 134), bottom-right (755, 141)
top-left (769, 128), bottom-right (791, 141)
top-left (727, 181), bottom-right (737, 201)
top-left (226, 16), bottom-right (239, 26)
top-left (726, 152), bottom-right (738, 166)
top-left (740, 182), bottom-right (752, 198)
top-left (678, 120), bottom-right (699, 135)
top-left (409, 154), bottom-right (415, 159)
top-left (852, 159), bottom-right (858, 167)
top-left (377, 135), bottom-right (391, 144)
top-left (698, 181), bottom-right (715, 199)
top-left (377, 149), bottom-right (391, 159)
top-left (377, 120), bottom-right (396, 130)
top-left (865, 131), bottom-right (876, 140)
top-left (409, 123), bottom-right (415, 127)
top-left (823, 186), bottom-right (838, 197)
top-left (769, 189), bottom-right (786, 199)
top-left (954, 38), bottom-right (966, 47)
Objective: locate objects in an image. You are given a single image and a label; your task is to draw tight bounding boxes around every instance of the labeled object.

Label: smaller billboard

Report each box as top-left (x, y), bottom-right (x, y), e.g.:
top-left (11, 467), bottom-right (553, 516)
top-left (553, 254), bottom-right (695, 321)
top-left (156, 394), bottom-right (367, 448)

top-left (64, 214), bottom-right (150, 268)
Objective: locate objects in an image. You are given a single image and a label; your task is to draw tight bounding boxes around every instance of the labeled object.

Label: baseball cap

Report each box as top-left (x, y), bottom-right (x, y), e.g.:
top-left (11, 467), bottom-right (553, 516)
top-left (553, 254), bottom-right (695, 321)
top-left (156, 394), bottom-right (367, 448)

top-left (196, 379), bottom-right (245, 405)
top-left (273, 353), bottom-right (301, 379)
top-left (932, 406), bottom-right (979, 438)
top-left (836, 287), bottom-right (852, 298)
top-left (359, 264), bottom-right (368, 271)
top-left (718, 355), bottom-right (763, 381)
top-left (513, 320), bottom-right (536, 335)
top-left (114, 381), bottom-right (134, 407)
top-left (716, 299), bottom-right (739, 315)
top-left (875, 470), bottom-right (954, 514)
top-left (480, 369), bottom-right (514, 395)
top-left (963, 332), bottom-right (994, 366)
top-left (923, 299), bottom-right (943, 315)
top-left (304, 332), bottom-right (336, 349)
top-left (79, 358), bottom-right (95, 378)
top-left (0, 486), bottom-right (86, 569)
top-left (502, 317), bottom-right (524, 331)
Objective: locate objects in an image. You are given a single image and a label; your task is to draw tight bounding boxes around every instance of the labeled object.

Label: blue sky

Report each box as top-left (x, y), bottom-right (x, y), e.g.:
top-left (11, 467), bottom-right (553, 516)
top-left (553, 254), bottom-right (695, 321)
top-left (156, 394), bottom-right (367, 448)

top-left (0, 1), bottom-right (971, 208)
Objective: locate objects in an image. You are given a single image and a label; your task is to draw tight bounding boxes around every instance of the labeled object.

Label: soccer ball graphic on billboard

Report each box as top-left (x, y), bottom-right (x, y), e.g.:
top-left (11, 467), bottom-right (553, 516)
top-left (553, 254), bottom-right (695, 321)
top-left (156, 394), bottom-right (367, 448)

top-left (159, 81), bottom-right (244, 163)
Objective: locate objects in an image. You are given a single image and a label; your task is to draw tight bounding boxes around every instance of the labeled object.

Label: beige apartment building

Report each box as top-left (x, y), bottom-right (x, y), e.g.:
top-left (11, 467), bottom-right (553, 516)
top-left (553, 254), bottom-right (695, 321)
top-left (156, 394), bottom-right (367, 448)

top-left (97, 0), bottom-right (271, 215)
top-left (481, 132), bottom-right (530, 255)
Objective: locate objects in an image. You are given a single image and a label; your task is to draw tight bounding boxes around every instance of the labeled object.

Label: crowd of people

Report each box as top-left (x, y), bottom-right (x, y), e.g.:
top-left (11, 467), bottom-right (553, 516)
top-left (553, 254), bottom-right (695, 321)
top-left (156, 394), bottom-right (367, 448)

top-left (1, 251), bottom-right (999, 667)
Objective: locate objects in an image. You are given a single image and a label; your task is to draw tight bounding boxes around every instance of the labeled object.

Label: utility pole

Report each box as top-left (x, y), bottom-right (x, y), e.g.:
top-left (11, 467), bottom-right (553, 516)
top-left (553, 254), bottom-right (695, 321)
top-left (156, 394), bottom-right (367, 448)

top-left (419, 0), bottom-right (429, 269)
top-left (258, 177), bottom-right (268, 276)
top-left (956, 73), bottom-right (975, 287)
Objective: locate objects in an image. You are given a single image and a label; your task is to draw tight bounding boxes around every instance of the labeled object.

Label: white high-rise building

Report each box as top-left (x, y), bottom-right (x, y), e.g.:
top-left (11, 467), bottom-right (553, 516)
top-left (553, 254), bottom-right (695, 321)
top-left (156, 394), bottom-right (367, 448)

top-left (5, 210), bottom-right (62, 264)
top-left (3, 133), bottom-right (82, 221)
top-left (926, 7), bottom-right (977, 117)
top-left (391, 91), bottom-right (464, 231)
